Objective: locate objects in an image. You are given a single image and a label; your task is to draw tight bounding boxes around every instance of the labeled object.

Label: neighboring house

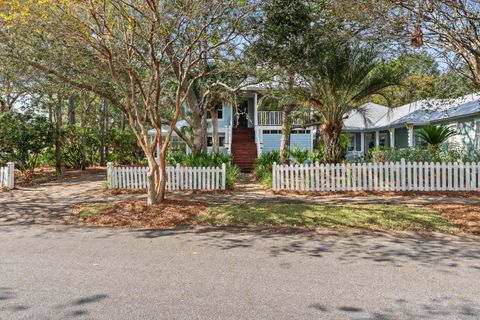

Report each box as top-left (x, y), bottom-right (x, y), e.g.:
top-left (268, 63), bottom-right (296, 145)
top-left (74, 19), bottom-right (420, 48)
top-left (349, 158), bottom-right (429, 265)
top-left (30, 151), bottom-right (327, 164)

top-left (150, 89), bottom-right (480, 169)
top-left (343, 93), bottom-right (480, 160)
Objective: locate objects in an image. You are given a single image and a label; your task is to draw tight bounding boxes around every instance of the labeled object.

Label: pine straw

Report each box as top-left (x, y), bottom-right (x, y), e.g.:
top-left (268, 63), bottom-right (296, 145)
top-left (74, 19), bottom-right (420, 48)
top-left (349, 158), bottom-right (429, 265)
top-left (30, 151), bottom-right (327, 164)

top-left (274, 190), bottom-right (480, 198)
top-left (85, 199), bottom-right (208, 229)
top-left (429, 204), bottom-right (480, 234)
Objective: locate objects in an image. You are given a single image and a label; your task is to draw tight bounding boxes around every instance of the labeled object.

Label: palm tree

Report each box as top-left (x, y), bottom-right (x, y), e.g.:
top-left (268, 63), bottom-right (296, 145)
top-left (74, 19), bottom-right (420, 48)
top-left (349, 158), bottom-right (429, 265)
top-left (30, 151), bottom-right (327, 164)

top-left (304, 44), bottom-right (405, 163)
top-left (416, 124), bottom-right (456, 150)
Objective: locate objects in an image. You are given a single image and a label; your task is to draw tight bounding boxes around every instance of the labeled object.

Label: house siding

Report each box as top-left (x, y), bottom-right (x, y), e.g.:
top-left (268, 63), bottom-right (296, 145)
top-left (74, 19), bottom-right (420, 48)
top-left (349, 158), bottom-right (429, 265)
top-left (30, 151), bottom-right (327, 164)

top-left (437, 115), bottom-right (479, 150)
top-left (207, 103), bottom-right (232, 129)
top-left (394, 128), bottom-right (409, 148)
top-left (262, 133), bottom-right (312, 153)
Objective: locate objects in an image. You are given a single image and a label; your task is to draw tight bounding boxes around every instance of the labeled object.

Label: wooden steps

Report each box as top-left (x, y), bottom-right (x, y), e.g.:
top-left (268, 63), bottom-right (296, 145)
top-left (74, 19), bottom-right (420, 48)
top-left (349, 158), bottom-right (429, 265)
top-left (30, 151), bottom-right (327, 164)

top-left (231, 128), bottom-right (257, 172)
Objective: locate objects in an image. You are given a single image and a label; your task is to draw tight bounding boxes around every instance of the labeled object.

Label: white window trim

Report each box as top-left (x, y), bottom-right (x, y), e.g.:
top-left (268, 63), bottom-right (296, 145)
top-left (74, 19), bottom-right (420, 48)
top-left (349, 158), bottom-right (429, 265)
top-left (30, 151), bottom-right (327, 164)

top-left (347, 134), bottom-right (356, 151)
top-left (207, 105), bottom-right (224, 120)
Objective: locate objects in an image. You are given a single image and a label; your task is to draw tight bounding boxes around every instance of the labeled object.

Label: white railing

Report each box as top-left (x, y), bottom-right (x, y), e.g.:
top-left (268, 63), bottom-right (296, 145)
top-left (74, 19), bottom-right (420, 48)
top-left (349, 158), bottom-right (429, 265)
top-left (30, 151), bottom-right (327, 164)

top-left (272, 160), bottom-right (480, 192)
top-left (255, 127), bottom-right (263, 156)
top-left (0, 162), bottom-right (14, 189)
top-left (257, 111), bottom-right (306, 126)
top-left (107, 162), bottom-right (226, 190)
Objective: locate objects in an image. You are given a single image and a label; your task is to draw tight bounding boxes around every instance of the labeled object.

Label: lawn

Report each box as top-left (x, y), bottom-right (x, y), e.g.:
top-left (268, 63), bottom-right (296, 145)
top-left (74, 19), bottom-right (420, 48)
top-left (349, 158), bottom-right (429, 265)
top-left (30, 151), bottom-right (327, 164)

top-left (196, 203), bottom-right (459, 233)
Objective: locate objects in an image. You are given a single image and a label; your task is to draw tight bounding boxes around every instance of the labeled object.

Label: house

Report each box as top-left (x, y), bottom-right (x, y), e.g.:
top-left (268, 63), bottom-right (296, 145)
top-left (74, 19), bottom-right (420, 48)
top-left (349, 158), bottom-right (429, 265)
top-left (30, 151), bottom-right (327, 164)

top-left (150, 85), bottom-right (315, 171)
top-left (343, 93), bottom-right (480, 160)
top-left (150, 89), bottom-right (480, 170)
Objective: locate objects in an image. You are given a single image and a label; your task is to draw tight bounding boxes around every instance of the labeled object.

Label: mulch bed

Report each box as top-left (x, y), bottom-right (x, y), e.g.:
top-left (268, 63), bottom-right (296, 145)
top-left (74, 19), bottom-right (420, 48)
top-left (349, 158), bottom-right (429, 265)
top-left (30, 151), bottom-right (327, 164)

top-left (85, 199), bottom-right (208, 229)
top-left (429, 204), bottom-right (480, 234)
top-left (275, 190), bottom-right (480, 199)
top-left (16, 167), bottom-right (107, 187)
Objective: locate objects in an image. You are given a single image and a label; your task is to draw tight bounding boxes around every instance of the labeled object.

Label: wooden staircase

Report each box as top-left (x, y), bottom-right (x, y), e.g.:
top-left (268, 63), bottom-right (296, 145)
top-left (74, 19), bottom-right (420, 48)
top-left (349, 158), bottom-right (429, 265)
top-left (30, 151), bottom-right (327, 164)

top-left (231, 128), bottom-right (257, 172)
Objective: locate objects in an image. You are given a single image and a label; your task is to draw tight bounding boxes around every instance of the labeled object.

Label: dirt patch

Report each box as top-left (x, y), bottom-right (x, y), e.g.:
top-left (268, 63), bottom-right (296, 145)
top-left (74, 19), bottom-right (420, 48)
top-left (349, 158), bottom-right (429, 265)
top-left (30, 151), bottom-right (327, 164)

top-left (429, 204), bottom-right (480, 234)
top-left (16, 167), bottom-right (106, 187)
top-left (84, 199), bottom-right (208, 229)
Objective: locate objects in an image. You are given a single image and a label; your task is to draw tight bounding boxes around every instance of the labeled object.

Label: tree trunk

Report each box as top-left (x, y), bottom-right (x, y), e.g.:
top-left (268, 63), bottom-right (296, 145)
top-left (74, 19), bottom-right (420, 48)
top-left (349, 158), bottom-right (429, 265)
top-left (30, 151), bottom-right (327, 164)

top-left (279, 105), bottom-right (293, 164)
top-left (146, 148), bottom-right (166, 205)
top-left (211, 108), bottom-right (219, 154)
top-left (99, 98), bottom-right (108, 166)
top-left (322, 121), bottom-right (343, 163)
top-left (67, 96), bottom-right (75, 125)
top-left (191, 112), bottom-right (206, 154)
top-left (55, 95), bottom-right (63, 175)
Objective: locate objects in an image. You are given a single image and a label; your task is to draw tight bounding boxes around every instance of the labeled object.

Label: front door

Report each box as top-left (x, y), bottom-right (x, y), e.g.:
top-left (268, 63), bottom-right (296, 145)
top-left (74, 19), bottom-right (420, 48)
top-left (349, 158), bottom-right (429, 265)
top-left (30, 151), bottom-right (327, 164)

top-left (235, 102), bottom-right (249, 128)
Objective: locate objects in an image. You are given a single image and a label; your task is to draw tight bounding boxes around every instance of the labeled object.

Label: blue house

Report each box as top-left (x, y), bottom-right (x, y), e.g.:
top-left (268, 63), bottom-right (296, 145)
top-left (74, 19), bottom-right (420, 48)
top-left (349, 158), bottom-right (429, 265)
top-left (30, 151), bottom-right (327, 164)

top-left (150, 85), bottom-right (315, 171)
top-left (151, 88), bottom-right (480, 169)
top-left (343, 93), bottom-right (480, 160)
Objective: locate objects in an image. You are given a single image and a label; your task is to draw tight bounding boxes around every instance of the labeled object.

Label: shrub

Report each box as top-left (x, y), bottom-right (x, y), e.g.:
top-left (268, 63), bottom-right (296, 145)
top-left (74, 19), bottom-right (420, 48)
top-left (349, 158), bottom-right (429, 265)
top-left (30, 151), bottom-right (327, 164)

top-left (253, 151), bottom-right (280, 186)
top-left (167, 151), bottom-right (240, 189)
top-left (369, 145), bottom-right (478, 163)
top-left (290, 145), bottom-right (309, 164)
top-left (0, 112), bottom-right (54, 179)
top-left (106, 128), bottom-right (146, 165)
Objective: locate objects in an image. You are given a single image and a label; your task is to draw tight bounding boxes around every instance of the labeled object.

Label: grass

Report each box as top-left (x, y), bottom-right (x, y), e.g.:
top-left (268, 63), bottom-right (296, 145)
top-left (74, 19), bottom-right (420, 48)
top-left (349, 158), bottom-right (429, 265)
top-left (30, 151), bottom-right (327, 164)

top-left (196, 203), bottom-right (459, 233)
top-left (78, 203), bottom-right (112, 219)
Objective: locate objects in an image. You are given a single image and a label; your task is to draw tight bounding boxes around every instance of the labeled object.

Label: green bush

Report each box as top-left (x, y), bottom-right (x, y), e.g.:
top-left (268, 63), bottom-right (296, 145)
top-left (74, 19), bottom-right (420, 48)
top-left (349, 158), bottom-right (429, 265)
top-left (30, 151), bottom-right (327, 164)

top-left (253, 150), bottom-right (280, 187)
top-left (106, 128), bottom-right (146, 165)
top-left (0, 112), bottom-right (54, 177)
top-left (369, 145), bottom-right (480, 163)
top-left (166, 151), bottom-right (240, 189)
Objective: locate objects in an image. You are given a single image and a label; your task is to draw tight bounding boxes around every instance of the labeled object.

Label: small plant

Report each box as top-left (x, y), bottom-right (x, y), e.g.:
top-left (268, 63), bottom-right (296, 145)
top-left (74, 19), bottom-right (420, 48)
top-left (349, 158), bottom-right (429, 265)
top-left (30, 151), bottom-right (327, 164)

top-left (290, 145), bottom-right (309, 164)
top-left (416, 124), bottom-right (456, 150)
top-left (253, 151), bottom-right (280, 183)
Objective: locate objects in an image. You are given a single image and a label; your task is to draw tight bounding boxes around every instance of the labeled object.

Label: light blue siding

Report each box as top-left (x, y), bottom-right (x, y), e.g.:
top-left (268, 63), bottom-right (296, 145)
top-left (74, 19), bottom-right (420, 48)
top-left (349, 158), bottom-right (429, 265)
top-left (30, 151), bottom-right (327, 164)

top-left (262, 133), bottom-right (312, 153)
top-left (207, 103), bottom-right (232, 129)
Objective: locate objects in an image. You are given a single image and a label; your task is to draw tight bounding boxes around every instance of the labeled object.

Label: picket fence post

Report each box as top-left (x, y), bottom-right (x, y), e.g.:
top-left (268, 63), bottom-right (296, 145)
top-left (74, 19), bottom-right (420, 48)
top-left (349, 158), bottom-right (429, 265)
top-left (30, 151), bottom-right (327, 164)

top-left (6, 162), bottom-right (14, 189)
top-left (221, 163), bottom-right (226, 190)
top-left (272, 162), bottom-right (277, 191)
top-left (106, 162), bottom-right (114, 189)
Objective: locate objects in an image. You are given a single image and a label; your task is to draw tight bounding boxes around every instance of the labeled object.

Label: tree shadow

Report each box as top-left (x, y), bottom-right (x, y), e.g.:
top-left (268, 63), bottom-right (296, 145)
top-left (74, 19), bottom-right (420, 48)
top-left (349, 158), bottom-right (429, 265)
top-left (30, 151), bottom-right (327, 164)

top-left (0, 288), bottom-right (109, 319)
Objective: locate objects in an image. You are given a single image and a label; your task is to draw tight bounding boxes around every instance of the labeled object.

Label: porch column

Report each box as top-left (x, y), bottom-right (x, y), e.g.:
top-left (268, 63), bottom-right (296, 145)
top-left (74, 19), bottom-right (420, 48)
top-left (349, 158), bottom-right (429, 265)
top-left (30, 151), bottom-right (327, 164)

top-left (254, 93), bottom-right (258, 126)
top-left (407, 124), bottom-right (414, 147)
top-left (375, 130), bottom-right (380, 147)
top-left (360, 131), bottom-right (365, 155)
top-left (388, 127), bottom-right (395, 148)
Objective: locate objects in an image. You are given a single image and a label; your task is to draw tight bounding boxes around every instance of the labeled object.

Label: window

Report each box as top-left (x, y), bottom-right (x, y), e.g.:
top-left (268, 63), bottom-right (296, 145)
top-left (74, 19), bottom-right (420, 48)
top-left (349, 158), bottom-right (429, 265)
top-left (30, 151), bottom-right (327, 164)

top-left (347, 134), bottom-right (356, 151)
top-left (263, 130), bottom-right (282, 135)
top-left (207, 133), bottom-right (226, 147)
top-left (291, 129), bottom-right (311, 134)
top-left (207, 105), bottom-right (223, 120)
top-left (449, 123), bottom-right (458, 146)
top-left (379, 133), bottom-right (388, 147)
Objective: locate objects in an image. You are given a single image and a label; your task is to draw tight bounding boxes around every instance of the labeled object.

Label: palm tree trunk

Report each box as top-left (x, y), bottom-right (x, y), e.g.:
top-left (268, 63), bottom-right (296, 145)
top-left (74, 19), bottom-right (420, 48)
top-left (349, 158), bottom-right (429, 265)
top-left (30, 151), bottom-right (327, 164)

top-left (280, 105), bottom-right (293, 164)
top-left (322, 121), bottom-right (343, 163)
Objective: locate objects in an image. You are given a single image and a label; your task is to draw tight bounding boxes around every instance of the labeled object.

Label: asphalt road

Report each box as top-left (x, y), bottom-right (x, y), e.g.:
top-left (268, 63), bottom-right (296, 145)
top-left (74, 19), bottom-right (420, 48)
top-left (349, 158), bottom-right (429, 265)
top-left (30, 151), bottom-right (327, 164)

top-left (1, 225), bottom-right (479, 319)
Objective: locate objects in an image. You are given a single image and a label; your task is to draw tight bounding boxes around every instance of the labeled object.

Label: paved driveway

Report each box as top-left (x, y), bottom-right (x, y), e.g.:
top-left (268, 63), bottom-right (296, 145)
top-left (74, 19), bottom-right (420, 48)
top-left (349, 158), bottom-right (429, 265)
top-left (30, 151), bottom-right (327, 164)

top-left (0, 174), bottom-right (108, 225)
top-left (1, 225), bottom-right (479, 320)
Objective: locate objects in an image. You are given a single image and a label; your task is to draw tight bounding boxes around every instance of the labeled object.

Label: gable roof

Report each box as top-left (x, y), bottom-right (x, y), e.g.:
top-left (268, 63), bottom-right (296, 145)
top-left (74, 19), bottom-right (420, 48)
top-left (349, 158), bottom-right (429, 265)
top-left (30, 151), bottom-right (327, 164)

top-left (344, 93), bottom-right (480, 131)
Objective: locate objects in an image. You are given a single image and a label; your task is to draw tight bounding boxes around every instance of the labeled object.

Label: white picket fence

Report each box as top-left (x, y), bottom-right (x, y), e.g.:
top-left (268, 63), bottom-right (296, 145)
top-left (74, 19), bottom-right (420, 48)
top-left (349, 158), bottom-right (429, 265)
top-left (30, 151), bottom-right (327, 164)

top-left (0, 162), bottom-right (15, 189)
top-left (107, 162), bottom-right (227, 190)
top-left (272, 160), bottom-right (480, 192)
